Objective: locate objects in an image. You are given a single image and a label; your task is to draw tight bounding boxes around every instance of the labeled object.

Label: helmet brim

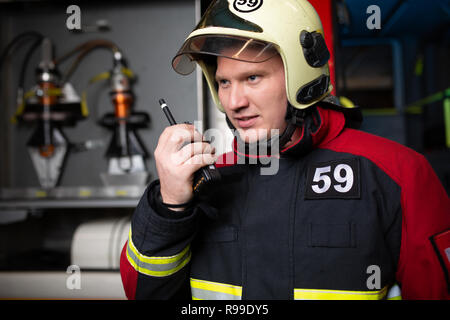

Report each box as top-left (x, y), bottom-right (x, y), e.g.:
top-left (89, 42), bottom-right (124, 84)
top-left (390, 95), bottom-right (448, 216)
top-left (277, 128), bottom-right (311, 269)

top-left (172, 34), bottom-right (279, 75)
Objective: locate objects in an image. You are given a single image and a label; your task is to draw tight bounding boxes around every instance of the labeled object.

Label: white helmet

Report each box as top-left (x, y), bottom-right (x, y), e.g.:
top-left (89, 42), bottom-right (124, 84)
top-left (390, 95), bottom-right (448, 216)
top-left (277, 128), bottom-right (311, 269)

top-left (172, 0), bottom-right (332, 112)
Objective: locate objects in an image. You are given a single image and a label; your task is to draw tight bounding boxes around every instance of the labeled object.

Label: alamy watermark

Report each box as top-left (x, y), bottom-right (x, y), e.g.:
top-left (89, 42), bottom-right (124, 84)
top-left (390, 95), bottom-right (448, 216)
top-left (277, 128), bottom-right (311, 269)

top-left (66, 5), bottom-right (81, 30)
top-left (366, 264), bottom-right (381, 290)
top-left (66, 264), bottom-right (81, 290)
top-left (366, 5), bottom-right (381, 30)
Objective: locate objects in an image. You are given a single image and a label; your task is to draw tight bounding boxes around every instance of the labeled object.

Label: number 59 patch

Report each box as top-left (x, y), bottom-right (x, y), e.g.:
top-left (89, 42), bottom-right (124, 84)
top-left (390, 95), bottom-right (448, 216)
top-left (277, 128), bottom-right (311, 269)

top-left (305, 158), bottom-right (361, 200)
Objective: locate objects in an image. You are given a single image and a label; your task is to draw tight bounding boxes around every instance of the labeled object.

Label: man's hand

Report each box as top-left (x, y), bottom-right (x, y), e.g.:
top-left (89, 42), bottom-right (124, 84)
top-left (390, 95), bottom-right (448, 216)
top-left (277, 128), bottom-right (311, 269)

top-left (155, 124), bottom-right (217, 210)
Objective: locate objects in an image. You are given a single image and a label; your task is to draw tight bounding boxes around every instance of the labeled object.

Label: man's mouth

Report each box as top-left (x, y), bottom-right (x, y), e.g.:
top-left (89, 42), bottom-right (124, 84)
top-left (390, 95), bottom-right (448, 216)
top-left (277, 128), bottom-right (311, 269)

top-left (235, 115), bottom-right (259, 128)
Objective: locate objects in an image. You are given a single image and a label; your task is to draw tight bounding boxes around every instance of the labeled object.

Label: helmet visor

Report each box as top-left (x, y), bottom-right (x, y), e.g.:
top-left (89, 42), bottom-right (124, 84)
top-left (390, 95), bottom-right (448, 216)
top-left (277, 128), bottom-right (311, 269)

top-left (172, 34), bottom-right (279, 75)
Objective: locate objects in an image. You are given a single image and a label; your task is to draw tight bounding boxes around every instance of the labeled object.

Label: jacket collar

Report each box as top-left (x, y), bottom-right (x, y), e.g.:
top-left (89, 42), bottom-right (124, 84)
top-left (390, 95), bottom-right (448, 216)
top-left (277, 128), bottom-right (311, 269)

top-left (230, 105), bottom-right (346, 160)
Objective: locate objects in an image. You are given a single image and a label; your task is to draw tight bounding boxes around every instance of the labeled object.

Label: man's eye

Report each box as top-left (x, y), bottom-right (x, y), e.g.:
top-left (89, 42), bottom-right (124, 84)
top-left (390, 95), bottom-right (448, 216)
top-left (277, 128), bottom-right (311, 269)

top-left (248, 75), bottom-right (259, 82)
top-left (218, 79), bottom-right (230, 86)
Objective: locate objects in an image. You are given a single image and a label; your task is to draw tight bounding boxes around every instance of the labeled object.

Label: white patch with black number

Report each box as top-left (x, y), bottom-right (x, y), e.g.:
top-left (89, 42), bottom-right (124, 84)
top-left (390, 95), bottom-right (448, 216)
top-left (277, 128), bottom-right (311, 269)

top-left (233, 0), bottom-right (263, 13)
top-left (305, 158), bottom-right (361, 199)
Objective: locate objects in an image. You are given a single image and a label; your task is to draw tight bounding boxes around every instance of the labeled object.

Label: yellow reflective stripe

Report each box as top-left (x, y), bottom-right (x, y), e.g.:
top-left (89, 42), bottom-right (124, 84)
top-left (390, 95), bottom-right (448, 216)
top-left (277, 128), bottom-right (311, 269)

top-left (294, 286), bottom-right (388, 300)
top-left (126, 228), bottom-right (190, 277)
top-left (190, 278), bottom-right (242, 300)
top-left (128, 229), bottom-right (189, 264)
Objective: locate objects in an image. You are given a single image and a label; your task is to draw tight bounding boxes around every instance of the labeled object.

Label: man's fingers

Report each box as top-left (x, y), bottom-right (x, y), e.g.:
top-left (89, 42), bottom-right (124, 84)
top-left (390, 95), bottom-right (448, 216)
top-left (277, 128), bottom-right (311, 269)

top-left (183, 153), bottom-right (217, 169)
top-left (172, 142), bottom-right (215, 165)
top-left (166, 124), bottom-right (204, 150)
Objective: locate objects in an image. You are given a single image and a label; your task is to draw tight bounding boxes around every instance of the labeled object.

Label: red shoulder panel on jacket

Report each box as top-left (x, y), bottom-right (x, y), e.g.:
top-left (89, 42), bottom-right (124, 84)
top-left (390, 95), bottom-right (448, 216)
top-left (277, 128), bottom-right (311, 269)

top-left (318, 128), bottom-right (419, 186)
top-left (120, 241), bottom-right (138, 300)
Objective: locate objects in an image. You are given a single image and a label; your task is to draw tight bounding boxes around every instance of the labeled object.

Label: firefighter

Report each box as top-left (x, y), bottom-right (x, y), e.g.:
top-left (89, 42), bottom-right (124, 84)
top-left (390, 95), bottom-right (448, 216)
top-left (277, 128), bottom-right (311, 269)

top-left (120, 0), bottom-right (450, 299)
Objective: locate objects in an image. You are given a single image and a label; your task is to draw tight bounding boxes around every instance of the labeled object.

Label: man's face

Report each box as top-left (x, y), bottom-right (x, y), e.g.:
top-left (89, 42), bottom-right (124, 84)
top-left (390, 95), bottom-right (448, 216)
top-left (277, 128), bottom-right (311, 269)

top-left (215, 49), bottom-right (287, 143)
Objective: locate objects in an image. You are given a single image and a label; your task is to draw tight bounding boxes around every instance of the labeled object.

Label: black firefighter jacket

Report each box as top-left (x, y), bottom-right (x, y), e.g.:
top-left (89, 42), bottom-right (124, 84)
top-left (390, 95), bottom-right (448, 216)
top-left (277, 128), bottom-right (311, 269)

top-left (120, 105), bottom-right (450, 300)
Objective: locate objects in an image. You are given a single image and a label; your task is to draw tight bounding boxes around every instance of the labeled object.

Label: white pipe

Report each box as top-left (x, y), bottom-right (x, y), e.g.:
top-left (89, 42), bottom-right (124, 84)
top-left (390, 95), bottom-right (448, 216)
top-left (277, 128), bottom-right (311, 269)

top-left (71, 218), bottom-right (130, 270)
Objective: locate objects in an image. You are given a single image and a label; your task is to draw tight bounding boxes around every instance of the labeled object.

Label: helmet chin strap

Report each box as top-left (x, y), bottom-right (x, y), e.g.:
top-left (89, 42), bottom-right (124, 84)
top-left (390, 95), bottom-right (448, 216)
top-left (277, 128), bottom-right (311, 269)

top-left (226, 103), bottom-right (306, 156)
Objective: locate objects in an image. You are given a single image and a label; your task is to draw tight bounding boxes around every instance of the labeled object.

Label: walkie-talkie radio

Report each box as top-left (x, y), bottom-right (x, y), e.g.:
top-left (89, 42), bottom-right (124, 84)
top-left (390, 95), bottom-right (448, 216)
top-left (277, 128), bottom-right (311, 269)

top-left (159, 99), bottom-right (221, 195)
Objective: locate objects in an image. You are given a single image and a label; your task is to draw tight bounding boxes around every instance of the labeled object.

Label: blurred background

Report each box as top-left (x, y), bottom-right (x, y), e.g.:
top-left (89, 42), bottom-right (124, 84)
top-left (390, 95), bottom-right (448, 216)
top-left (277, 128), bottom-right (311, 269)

top-left (0, 0), bottom-right (448, 299)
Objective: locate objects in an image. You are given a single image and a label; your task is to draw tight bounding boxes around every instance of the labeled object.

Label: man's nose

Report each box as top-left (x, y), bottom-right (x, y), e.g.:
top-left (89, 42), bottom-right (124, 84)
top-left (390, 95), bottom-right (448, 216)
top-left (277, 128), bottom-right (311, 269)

top-left (228, 82), bottom-right (248, 111)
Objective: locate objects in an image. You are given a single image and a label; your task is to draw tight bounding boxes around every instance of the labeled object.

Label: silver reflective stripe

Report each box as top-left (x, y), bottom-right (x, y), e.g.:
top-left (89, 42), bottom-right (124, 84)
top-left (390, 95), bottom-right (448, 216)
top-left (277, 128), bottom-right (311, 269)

top-left (386, 283), bottom-right (402, 300)
top-left (191, 287), bottom-right (242, 300)
top-left (190, 278), bottom-right (242, 300)
top-left (445, 248), bottom-right (450, 262)
top-left (126, 241), bottom-right (190, 273)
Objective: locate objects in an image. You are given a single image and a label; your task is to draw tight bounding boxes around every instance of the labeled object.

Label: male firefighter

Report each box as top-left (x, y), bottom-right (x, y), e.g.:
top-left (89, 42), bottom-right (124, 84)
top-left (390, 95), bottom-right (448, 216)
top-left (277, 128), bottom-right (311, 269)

top-left (120, 0), bottom-right (450, 300)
